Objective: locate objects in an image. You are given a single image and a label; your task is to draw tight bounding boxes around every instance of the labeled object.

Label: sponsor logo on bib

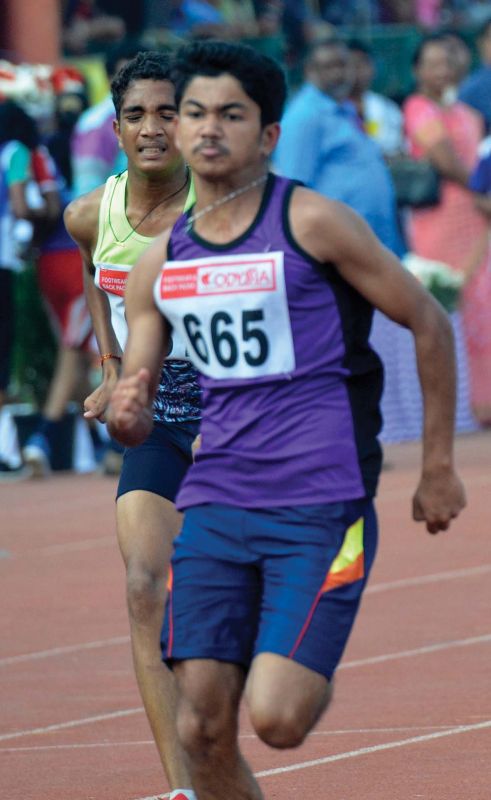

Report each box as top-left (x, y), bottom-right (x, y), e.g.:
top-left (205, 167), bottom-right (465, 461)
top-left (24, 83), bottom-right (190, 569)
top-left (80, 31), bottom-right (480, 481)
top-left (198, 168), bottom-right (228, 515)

top-left (98, 267), bottom-right (129, 297)
top-left (161, 258), bottom-right (276, 299)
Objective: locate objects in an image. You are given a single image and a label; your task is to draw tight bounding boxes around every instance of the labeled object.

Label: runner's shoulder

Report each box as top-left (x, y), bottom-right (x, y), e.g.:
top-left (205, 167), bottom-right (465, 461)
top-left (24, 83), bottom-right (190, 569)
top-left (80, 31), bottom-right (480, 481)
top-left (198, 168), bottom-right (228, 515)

top-left (290, 185), bottom-right (358, 227)
top-left (289, 185), bottom-right (367, 257)
top-left (64, 185), bottom-right (105, 245)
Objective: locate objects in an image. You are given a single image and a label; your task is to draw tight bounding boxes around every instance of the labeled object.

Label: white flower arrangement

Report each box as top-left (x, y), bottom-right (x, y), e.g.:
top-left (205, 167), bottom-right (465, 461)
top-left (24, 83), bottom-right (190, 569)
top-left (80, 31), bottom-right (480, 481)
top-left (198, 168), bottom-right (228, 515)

top-left (0, 60), bottom-right (54, 120)
top-left (0, 60), bottom-right (84, 121)
top-left (402, 252), bottom-right (464, 313)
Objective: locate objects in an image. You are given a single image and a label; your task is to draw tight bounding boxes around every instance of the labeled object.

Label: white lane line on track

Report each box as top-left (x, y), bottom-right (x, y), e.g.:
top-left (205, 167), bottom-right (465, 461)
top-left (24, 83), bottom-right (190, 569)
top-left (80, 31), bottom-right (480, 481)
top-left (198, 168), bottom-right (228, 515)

top-left (365, 563), bottom-right (491, 594)
top-left (0, 740), bottom-right (154, 752)
top-left (0, 636), bottom-right (130, 667)
top-left (130, 720), bottom-right (491, 800)
top-left (2, 563), bottom-right (489, 668)
top-left (1, 633), bottom-right (490, 744)
top-left (0, 725), bottom-right (464, 752)
top-left (0, 708), bottom-right (142, 743)
top-left (339, 633), bottom-right (491, 670)
top-left (254, 719), bottom-right (491, 778)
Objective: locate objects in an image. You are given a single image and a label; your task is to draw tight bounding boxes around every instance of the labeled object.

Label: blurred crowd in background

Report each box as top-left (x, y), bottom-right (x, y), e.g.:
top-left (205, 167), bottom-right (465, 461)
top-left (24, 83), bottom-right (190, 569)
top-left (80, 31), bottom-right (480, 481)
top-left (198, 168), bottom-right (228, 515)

top-left (1, 0), bottom-right (491, 480)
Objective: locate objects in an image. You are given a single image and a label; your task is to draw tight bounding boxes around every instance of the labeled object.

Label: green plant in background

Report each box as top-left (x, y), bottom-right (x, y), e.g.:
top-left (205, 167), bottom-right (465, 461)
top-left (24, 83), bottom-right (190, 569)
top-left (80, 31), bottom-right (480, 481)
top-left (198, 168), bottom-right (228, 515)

top-left (11, 263), bottom-right (56, 407)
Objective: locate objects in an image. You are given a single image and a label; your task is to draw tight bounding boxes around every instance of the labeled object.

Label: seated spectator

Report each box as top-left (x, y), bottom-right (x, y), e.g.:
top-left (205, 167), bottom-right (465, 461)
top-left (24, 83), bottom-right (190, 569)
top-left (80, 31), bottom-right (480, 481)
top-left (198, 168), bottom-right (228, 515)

top-left (458, 18), bottom-right (491, 132)
top-left (348, 40), bottom-right (404, 157)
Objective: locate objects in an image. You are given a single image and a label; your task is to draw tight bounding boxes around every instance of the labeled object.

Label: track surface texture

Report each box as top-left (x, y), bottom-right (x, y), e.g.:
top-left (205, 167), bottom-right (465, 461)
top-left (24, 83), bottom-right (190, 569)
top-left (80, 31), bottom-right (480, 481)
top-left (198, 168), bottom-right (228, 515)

top-left (1, 430), bottom-right (490, 800)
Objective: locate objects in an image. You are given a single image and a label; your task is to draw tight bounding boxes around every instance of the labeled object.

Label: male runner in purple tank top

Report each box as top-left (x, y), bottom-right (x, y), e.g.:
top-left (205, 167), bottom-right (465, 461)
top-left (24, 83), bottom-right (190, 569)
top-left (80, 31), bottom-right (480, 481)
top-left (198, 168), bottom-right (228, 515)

top-left (107, 41), bottom-right (466, 800)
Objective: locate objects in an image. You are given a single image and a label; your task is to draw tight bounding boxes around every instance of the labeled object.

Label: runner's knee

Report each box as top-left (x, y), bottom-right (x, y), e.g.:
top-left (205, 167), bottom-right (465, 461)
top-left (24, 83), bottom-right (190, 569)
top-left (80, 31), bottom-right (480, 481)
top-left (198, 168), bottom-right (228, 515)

top-left (126, 567), bottom-right (165, 625)
top-left (175, 661), bottom-right (243, 758)
top-left (249, 701), bottom-right (308, 748)
top-left (176, 694), bottom-right (233, 759)
top-left (249, 688), bottom-right (332, 749)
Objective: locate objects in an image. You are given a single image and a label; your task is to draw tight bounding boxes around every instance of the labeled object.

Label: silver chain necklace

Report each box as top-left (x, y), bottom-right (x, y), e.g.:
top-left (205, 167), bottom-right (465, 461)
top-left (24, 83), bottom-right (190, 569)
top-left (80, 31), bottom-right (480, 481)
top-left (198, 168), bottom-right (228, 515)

top-left (185, 173), bottom-right (268, 233)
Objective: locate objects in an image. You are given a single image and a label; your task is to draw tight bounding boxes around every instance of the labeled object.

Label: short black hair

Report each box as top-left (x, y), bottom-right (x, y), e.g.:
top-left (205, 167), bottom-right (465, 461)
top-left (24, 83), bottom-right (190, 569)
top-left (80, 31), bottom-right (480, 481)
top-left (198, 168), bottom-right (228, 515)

top-left (104, 38), bottom-right (148, 79)
top-left (111, 50), bottom-right (174, 118)
top-left (172, 40), bottom-right (287, 127)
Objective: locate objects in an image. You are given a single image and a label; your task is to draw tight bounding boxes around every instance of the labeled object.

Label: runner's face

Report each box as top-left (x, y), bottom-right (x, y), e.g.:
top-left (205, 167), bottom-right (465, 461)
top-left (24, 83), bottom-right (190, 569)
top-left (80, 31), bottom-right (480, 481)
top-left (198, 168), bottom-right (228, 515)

top-left (176, 74), bottom-right (279, 178)
top-left (114, 79), bottom-right (182, 174)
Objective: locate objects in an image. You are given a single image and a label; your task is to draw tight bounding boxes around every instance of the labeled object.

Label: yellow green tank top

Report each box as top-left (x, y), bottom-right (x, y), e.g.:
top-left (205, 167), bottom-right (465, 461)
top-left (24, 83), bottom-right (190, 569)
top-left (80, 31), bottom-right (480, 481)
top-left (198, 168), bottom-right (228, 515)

top-left (93, 169), bottom-right (200, 423)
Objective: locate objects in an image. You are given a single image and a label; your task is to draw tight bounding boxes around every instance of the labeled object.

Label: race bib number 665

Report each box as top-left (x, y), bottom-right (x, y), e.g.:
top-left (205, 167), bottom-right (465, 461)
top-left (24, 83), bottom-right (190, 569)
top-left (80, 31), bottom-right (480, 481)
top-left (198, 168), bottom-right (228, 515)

top-left (156, 251), bottom-right (296, 380)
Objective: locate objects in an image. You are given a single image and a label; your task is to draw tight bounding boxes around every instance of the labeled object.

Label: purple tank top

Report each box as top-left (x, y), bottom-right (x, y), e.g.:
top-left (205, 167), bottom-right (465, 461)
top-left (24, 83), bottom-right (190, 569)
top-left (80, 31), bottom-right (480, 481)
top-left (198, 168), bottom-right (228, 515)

top-left (156, 174), bottom-right (383, 509)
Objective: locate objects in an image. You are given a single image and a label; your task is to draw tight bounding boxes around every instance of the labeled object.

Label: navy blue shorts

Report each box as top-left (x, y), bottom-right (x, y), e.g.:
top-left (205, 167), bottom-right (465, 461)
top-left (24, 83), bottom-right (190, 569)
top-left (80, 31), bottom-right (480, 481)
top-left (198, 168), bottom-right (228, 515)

top-left (162, 498), bottom-right (378, 680)
top-left (116, 419), bottom-right (200, 501)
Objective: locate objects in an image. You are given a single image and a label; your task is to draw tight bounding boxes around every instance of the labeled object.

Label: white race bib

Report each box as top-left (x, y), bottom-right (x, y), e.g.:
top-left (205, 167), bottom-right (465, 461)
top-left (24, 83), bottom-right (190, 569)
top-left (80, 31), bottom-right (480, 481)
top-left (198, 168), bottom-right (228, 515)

top-left (95, 261), bottom-right (130, 350)
top-left (156, 251), bottom-right (295, 380)
top-left (95, 261), bottom-right (189, 359)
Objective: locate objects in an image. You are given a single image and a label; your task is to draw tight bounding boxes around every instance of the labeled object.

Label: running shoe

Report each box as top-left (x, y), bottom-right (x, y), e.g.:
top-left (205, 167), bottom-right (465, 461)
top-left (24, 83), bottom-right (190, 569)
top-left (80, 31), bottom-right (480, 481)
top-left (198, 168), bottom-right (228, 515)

top-left (22, 432), bottom-right (52, 478)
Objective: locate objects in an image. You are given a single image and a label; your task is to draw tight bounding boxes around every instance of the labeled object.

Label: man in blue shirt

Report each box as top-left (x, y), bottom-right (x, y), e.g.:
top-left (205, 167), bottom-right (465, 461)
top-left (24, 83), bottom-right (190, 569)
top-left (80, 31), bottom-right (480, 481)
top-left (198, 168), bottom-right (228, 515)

top-left (458, 19), bottom-right (491, 132)
top-left (273, 38), bottom-right (403, 255)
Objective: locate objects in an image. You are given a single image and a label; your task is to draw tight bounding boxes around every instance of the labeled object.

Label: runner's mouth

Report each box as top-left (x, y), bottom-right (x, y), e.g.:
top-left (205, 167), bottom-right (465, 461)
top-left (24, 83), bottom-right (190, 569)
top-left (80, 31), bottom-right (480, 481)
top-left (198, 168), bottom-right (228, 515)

top-left (197, 145), bottom-right (228, 158)
top-left (138, 144), bottom-right (166, 155)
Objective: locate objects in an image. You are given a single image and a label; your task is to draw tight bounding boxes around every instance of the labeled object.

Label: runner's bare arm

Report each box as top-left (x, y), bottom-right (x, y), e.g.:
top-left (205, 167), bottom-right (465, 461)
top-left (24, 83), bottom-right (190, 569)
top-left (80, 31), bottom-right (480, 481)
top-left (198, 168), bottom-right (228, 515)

top-left (64, 188), bottom-right (120, 357)
top-left (64, 189), bottom-right (122, 420)
top-left (107, 232), bottom-right (171, 447)
top-left (290, 188), bottom-right (466, 533)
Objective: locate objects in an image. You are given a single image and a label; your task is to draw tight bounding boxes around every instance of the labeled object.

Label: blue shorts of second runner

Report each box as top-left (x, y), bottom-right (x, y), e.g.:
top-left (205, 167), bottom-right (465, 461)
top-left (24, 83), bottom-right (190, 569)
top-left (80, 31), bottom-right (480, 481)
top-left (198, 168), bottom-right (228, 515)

top-left (162, 498), bottom-right (378, 680)
top-left (116, 419), bottom-right (200, 502)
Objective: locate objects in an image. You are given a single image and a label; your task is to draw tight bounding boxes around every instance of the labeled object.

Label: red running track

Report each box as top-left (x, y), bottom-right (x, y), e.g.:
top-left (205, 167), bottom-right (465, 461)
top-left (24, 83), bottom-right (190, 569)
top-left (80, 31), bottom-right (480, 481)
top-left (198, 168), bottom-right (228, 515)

top-left (1, 430), bottom-right (490, 800)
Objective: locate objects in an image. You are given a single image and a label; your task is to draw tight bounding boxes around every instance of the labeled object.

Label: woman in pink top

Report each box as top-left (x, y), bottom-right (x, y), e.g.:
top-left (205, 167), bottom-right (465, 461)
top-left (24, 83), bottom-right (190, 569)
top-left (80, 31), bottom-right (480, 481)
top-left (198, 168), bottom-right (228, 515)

top-left (404, 34), bottom-right (491, 425)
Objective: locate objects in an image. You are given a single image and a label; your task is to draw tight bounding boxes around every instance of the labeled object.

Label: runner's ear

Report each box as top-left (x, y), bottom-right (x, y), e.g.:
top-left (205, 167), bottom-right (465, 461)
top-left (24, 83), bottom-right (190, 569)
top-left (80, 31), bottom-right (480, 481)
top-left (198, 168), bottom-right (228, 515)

top-left (260, 122), bottom-right (281, 157)
top-left (113, 117), bottom-right (123, 150)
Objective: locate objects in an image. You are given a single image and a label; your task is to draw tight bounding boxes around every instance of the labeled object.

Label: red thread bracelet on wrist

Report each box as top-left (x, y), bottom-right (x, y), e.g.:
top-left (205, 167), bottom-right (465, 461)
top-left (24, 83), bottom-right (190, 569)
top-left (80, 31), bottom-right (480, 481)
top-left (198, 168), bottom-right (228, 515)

top-left (100, 353), bottom-right (122, 368)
